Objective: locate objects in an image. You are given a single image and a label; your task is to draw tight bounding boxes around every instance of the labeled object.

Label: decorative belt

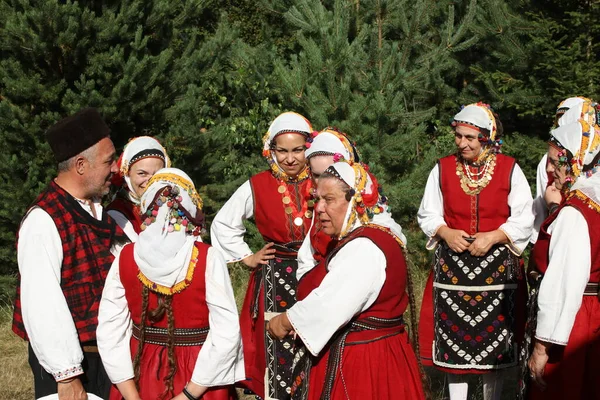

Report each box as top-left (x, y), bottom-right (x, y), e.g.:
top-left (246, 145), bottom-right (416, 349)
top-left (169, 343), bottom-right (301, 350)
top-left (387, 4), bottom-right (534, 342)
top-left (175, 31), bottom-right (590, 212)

top-left (584, 282), bottom-right (599, 296)
top-left (132, 323), bottom-right (209, 346)
top-left (530, 273), bottom-right (599, 298)
top-left (291, 316), bottom-right (405, 400)
top-left (272, 241), bottom-right (302, 259)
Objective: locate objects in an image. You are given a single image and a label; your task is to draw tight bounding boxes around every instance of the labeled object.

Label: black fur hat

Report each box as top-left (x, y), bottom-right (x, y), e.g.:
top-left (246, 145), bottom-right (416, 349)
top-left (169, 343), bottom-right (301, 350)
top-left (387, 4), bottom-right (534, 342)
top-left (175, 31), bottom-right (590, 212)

top-left (46, 107), bottom-right (110, 162)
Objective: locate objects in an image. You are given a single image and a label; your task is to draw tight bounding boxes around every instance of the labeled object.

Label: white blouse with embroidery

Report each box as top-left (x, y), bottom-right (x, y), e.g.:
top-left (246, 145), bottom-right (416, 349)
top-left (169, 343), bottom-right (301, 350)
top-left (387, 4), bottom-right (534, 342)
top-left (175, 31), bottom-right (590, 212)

top-left (210, 181), bottom-right (254, 263)
top-left (535, 206), bottom-right (591, 345)
top-left (97, 246), bottom-right (245, 386)
top-left (107, 209), bottom-right (139, 243)
top-left (287, 236), bottom-right (387, 356)
top-left (531, 153), bottom-right (549, 244)
top-left (417, 162), bottom-right (534, 255)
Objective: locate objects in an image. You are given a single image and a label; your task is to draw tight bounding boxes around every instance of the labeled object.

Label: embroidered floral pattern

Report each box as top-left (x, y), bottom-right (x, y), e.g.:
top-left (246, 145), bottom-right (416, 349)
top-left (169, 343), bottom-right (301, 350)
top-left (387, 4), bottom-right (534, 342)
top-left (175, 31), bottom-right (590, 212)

top-left (53, 365), bottom-right (84, 381)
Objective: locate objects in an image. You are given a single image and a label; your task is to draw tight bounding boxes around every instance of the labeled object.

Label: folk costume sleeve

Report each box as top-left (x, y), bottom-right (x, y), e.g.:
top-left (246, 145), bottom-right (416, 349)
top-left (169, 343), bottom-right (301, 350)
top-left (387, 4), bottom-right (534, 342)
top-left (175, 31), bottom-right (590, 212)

top-left (536, 206), bottom-right (591, 345)
top-left (498, 163), bottom-right (534, 255)
top-left (287, 238), bottom-right (386, 356)
top-left (97, 254), bottom-right (134, 383)
top-left (531, 154), bottom-right (549, 244)
top-left (191, 248), bottom-right (245, 386)
top-left (210, 181), bottom-right (254, 263)
top-left (107, 209), bottom-right (139, 243)
top-left (417, 164), bottom-right (446, 250)
top-left (18, 208), bottom-right (84, 381)
top-left (296, 217), bottom-right (317, 281)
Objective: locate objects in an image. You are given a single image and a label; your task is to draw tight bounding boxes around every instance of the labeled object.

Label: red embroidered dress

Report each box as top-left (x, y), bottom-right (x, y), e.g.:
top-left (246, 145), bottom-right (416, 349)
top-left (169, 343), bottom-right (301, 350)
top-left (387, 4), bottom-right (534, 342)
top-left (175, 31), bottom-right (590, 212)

top-left (419, 154), bottom-right (527, 374)
top-left (294, 226), bottom-right (424, 400)
top-left (13, 180), bottom-right (125, 343)
top-left (240, 170), bottom-right (313, 398)
top-left (527, 195), bottom-right (600, 400)
top-left (111, 242), bottom-right (235, 400)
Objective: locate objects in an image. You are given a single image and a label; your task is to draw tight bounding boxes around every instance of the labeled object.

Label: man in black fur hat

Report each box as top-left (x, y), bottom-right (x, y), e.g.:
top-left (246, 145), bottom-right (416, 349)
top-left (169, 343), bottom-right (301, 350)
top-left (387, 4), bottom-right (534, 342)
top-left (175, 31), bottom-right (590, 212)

top-left (12, 108), bottom-right (127, 400)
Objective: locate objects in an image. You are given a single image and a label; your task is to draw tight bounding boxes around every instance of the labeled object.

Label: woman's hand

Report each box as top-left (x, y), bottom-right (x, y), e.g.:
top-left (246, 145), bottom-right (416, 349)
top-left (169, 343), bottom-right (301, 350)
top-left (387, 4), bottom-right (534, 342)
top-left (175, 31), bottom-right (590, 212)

top-left (437, 226), bottom-right (472, 253)
top-left (242, 242), bottom-right (276, 268)
top-left (544, 185), bottom-right (562, 210)
top-left (114, 379), bottom-right (142, 400)
top-left (266, 312), bottom-right (294, 340)
top-left (468, 230), bottom-right (508, 257)
top-left (170, 381), bottom-right (207, 400)
top-left (528, 340), bottom-right (551, 391)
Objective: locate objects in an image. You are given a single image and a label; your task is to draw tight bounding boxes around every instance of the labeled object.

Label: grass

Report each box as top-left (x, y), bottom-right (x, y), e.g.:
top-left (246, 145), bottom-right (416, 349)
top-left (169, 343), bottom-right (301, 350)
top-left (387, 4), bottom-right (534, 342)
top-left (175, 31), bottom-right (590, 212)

top-left (0, 266), bottom-right (519, 400)
top-left (0, 293), bottom-right (33, 399)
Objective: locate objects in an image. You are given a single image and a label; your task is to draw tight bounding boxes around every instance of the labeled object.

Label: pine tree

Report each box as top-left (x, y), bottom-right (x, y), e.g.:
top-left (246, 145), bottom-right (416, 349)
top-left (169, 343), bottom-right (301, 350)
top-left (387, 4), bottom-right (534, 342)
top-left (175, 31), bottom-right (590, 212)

top-left (0, 0), bottom-right (221, 274)
top-left (265, 0), bottom-right (481, 256)
top-left (460, 0), bottom-right (600, 185)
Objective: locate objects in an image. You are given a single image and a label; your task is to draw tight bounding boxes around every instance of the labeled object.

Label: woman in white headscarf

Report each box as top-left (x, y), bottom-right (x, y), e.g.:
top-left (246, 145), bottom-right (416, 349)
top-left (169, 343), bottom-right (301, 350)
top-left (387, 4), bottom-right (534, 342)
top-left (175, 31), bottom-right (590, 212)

top-left (267, 161), bottom-right (425, 400)
top-left (297, 127), bottom-right (407, 279)
top-left (530, 97), bottom-right (591, 244)
top-left (107, 136), bottom-right (170, 241)
top-left (97, 168), bottom-right (243, 400)
top-left (210, 112), bottom-right (314, 399)
top-left (526, 104), bottom-right (600, 399)
top-left (417, 102), bottom-right (534, 400)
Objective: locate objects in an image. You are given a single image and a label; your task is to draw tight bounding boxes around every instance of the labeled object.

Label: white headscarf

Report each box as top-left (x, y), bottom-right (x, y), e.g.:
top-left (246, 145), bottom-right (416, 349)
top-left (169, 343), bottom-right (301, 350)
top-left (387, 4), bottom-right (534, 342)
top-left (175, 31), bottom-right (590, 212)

top-left (557, 97), bottom-right (597, 127)
top-left (262, 112), bottom-right (312, 180)
top-left (134, 168), bottom-right (203, 290)
top-left (550, 118), bottom-right (600, 206)
top-left (305, 129), bottom-right (358, 162)
top-left (453, 104), bottom-right (496, 137)
top-left (452, 102), bottom-right (501, 160)
top-left (116, 136), bottom-right (170, 204)
top-left (323, 161), bottom-right (406, 245)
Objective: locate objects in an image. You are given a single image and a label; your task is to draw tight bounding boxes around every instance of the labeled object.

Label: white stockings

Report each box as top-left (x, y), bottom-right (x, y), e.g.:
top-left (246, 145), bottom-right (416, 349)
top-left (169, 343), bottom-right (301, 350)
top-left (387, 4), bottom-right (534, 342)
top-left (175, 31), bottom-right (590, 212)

top-left (447, 371), bottom-right (504, 400)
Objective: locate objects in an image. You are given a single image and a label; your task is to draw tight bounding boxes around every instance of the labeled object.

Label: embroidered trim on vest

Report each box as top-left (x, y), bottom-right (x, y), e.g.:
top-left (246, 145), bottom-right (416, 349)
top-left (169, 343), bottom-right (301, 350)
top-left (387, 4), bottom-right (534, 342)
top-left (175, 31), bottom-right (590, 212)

top-left (567, 189), bottom-right (600, 214)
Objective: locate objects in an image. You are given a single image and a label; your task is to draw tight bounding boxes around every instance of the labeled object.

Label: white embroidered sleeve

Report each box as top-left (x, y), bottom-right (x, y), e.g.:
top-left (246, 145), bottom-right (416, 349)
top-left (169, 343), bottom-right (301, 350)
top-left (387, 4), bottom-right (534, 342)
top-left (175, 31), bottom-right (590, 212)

top-left (97, 253), bottom-right (134, 383)
top-left (210, 181), bottom-right (254, 263)
top-left (107, 209), bottom-right (139, 243)
top-left (535, 207), bottom-right (591, 345)
top-left (417, 164), bottom-right (446, 250)
top-left (191, 248), bottom-right (245, 386)
top-left (287, 238), bottom-right (386, 356)
top-left (531, 154), bottom-right (549, 244)
top-left (498, 163), bottom-right (534, 255)
top-left (18, 208), bottom-right (84, 381)
top-left (296, 216), bottom-right (317, 281)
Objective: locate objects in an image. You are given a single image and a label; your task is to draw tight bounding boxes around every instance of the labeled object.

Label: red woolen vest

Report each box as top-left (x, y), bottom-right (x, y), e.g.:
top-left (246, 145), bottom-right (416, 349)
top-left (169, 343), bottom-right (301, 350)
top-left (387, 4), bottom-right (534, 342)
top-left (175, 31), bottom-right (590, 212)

top-left (531, 194), bottom-right (600, 282)
top-left (439, 153), bottom-right (516, 235)
top-left (107, 197), bottom-right (143, 234)
top-left (297, 226), bottom-right (409, 320)
top-left (249, 170), bottom-right (312, 244)
top-left (119, 242), bottom-right (210, 328)
top-left (13, 181), bottom-right (126, 342)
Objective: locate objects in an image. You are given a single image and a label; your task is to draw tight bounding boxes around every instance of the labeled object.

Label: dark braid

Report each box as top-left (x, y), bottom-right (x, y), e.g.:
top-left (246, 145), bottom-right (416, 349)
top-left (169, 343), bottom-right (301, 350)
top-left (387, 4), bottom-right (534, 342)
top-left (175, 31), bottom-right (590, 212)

top-left (146, 294), bottom-right (178, 399)
top-left (133, 285), bottom-right (150, 388)
top-left (406, 256), bottom-right (432, 399)
top-left (163, 296), bottom-right (177, 399)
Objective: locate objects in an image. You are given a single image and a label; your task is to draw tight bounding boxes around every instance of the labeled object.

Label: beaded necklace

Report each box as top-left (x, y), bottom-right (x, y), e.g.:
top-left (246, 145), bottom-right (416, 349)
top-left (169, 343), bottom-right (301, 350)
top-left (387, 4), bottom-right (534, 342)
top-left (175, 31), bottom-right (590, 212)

top-left (455, 152), bottom-right (497, 195)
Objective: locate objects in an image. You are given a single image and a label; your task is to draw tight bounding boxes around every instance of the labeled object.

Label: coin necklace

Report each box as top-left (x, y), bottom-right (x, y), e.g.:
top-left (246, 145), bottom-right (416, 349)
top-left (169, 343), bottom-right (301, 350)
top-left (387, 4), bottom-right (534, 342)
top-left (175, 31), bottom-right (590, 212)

top-left (277, 180), bottom-right (314, 226)
top-left (456, 153), bottom-right (496, 195)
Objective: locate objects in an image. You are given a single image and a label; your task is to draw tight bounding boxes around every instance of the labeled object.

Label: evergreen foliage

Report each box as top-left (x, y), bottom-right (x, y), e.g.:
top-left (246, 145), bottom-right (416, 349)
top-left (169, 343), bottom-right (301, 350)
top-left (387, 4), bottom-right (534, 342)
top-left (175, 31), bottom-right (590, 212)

top-left (1, 0), bottom-right (599, 274)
